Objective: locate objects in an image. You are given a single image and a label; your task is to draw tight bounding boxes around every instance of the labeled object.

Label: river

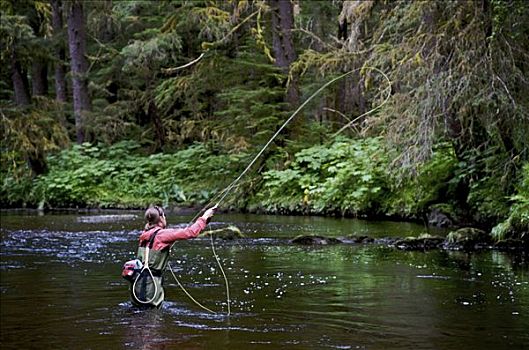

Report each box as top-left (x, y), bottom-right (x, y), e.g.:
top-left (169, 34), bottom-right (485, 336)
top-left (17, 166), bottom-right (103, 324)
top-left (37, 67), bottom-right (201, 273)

top-left (1, 210), bottom-right (528, 349)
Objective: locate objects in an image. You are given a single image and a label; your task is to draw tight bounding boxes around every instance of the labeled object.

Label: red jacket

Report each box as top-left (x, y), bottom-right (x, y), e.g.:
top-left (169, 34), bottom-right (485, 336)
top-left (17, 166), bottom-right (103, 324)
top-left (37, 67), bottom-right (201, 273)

top-left (138, 217), bottom-right (207, 251)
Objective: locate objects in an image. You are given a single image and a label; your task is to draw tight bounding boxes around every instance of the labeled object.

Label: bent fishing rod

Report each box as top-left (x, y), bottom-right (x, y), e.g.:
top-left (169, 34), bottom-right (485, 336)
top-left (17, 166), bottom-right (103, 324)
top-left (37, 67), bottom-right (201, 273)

top-left (160, 12), bottom-right (391, 315)
top-left (165, 61), bottom-right (390, 316)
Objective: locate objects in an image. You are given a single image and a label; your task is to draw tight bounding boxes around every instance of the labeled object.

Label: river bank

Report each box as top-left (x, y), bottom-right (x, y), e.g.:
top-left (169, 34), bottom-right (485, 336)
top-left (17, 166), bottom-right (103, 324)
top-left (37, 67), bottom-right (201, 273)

top-left (2, 207), bottom-right (527, 253)
top-left (1, 140), bottom-right (527, 242)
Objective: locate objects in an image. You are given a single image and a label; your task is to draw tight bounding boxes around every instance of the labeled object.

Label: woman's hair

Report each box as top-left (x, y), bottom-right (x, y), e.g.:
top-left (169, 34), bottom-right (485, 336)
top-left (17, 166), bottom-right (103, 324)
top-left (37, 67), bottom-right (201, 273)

top-left (144, 206), bottom-right (165, 229)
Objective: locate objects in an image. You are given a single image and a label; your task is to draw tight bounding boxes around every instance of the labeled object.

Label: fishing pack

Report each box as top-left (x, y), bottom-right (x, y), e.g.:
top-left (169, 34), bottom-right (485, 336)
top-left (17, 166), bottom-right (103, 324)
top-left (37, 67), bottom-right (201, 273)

top-left (121, 258), bottom-right (143, 282)
top-left (121, 228), bottom-right (161, 283)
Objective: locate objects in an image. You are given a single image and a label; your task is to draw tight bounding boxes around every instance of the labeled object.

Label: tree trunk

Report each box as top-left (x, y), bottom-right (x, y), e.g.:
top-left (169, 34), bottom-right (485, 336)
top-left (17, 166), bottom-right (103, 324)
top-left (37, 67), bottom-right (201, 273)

top-left (52, 0), bottom-right (67, 102)
top-left (28, 154), bottom-right (48, 176)
top-left (11, 52), bottom-right (31, 106)
top-left (148, 100), bottom-right (165, 151)
top-left (99, 1), bottom-right (115, 43)
top-left (31, 60), bottom-right (48, 96)
top-left (269, 0), bottom-right (299, 108)
top-left (67, 0), bottom-right (91, 144)
top-left (270, 0), bottom-right (297, 70)
top-left (26, 1), bottom-right (48, 98)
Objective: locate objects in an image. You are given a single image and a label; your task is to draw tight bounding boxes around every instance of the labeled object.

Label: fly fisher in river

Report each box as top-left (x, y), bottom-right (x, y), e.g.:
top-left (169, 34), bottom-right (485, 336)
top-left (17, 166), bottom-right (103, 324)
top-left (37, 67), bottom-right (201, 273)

top-left (123, 205), bottom-right (216, 308)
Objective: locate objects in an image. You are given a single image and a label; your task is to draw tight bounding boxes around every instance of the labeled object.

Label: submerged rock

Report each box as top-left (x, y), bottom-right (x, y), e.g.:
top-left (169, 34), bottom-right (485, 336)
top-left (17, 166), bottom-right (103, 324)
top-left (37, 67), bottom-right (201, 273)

top-left (291, 235), bottom-right (343, 245)
top-left (200, 225), bottom-right (245, 240)
top-left (288, 228), bottom-right (526, 252)
top-left (443, 227), bottom-right (491, 250)
top-left (341, 234), bottom-right (375, 244)
top-left (394, 234), bottom-right (444, 250)
top-left (375, 237), bottom-right (399, 245)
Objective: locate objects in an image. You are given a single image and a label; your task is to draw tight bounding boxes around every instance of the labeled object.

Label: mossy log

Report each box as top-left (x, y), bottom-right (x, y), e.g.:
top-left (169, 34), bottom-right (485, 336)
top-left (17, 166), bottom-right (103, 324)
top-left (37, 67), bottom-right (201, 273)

top-left (494, 238), bottom-right (529, 251)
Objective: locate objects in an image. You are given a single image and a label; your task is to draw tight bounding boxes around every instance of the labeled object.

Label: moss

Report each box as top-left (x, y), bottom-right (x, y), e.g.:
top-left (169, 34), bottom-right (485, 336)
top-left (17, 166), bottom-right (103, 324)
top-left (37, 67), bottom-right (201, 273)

top-left (491, 163), bottom-right (529, 240)
top-left (394, 234), bottom-right (444, 250)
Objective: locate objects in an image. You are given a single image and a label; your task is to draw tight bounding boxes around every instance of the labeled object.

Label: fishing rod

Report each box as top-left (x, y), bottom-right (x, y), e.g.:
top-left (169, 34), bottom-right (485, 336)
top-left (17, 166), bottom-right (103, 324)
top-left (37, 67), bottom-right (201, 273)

top-left (166, 63), bottom-right (391, 316)
top-left (160, 9), bottom-right (392, 317)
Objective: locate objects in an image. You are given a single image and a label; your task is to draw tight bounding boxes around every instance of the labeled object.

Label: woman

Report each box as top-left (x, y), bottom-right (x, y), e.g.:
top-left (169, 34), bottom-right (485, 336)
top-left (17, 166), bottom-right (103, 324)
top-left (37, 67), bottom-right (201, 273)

top-left (130, 205), bottom-right (216, 308)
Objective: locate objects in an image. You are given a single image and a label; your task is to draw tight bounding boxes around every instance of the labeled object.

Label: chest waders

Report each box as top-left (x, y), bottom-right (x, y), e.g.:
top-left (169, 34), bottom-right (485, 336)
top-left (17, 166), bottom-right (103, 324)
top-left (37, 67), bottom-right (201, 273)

top-left (131, 229), bottom-right (170, 307)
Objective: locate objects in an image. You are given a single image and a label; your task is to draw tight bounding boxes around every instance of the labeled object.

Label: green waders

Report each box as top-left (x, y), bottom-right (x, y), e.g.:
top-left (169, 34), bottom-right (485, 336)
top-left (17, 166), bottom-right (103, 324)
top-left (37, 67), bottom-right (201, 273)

top-left (130, 230), bottom-right (171, 308)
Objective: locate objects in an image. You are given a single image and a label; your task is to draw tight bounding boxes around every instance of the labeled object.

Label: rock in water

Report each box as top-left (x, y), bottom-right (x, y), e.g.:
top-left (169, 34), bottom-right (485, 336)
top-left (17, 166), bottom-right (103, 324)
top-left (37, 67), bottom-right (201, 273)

top-left (395, 234), bottom-right (444, 250)
top-left (343, 234), bottom-right (374, 243)
top-left (291, 235), bottom-right (342, 245)
top-left (443, 227), bottom-right (491, 250)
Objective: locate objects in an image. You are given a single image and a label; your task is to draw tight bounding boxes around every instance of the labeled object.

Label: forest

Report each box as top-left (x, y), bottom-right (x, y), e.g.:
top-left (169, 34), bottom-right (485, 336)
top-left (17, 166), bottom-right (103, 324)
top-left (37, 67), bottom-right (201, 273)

top-left (1, 0), bottom-right (528, 240)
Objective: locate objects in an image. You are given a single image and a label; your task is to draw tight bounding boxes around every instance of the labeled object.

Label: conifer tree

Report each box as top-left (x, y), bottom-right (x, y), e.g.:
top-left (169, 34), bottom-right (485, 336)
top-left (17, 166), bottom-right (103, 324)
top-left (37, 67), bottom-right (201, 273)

top-left (51, 0), bottom-right (67, 102)
top-left (67, 0), bottom-right (91, 143)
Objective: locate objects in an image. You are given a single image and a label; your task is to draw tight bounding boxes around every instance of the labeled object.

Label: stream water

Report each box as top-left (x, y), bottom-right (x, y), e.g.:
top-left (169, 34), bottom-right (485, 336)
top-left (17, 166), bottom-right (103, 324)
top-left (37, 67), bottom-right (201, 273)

top-left (1, 210), bottom-right (528, 349)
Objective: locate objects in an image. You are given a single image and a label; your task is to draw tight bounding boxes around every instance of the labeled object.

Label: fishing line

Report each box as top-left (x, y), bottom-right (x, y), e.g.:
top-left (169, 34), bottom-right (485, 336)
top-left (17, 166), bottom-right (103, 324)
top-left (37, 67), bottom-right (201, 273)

top-left (167, 261), bottom-right (217, 314)
top-left (166, 65), bottom-right (391, 316)
top-left (167, 213), bottom-right (234, 315)
top-left (160, 10), bottom-right (391, 315)
top-left (214, 66), bottom-right (392, 207)
top-left (209, 229), bottom-right (231, 315)
top-left (166, 52), bottom-right (206, 72)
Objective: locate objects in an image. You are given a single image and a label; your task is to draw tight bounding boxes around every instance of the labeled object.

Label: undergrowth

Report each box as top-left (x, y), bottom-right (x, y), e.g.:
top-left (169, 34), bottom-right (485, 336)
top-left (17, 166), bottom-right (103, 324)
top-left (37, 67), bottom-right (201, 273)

top-left (2, 138), bottom-right (525, 240)
top-left (1, 141), bottom-right (246, 209)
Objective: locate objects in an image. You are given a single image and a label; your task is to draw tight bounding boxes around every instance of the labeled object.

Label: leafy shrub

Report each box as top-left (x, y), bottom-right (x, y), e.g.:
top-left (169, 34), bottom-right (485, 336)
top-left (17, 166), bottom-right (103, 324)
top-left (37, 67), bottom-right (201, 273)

top-left (491, 163), bottom-right (529, 240)
top-left (253, 138), bottom-right (462, 219)
top-left (0, 165), bottom-right (35, 207)
top-left (0, 98), bottom-right (70, 207)
top-left (28, 141), bottom-right (246, 208)
top-left (254, 137), bottom-right (390, 215)
top-left (383, 144), bottom-right (458, 218)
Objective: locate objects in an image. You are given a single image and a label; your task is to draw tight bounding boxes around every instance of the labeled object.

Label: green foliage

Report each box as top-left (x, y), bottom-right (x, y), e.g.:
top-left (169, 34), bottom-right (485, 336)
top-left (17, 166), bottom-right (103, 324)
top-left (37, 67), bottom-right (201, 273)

top-left (211, 50), bottom-right (289, 149)
top-left (254, 137), bottom-right (461, 218)
top-left (0, 165), bottom-right (34, 208)
top-left (0, 98), bottom-right (71, 207)
top-left (1, 99), bottom-right (70, 158)
top-left (491, 163), bottom-right (529, 240)
top-left (23, 141), bottom-right (247, 208)
top-left (254, 137), bottom-right (389, 215)
top-left (384, 144), bottom-right (458, 217)
top-left (121, 30), bottom-right (182, 76)
top-left (0, 15), bottom-right (35, 62)
top-left (8, 142), bottom-right (236, 209)
top-left (286, 0), bottom-right (527, 230)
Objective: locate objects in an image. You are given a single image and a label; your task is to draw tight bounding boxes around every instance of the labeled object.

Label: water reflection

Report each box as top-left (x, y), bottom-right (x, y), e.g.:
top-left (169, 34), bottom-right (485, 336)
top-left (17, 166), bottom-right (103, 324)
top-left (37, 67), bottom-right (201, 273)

top-left (122, 307), bottom-right (177, 350)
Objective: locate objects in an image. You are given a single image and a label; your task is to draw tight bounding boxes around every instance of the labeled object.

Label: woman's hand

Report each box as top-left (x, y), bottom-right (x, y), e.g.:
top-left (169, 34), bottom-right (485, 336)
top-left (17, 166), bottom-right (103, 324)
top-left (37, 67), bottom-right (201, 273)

top-left (202, 206), bottom-right (217, 222)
